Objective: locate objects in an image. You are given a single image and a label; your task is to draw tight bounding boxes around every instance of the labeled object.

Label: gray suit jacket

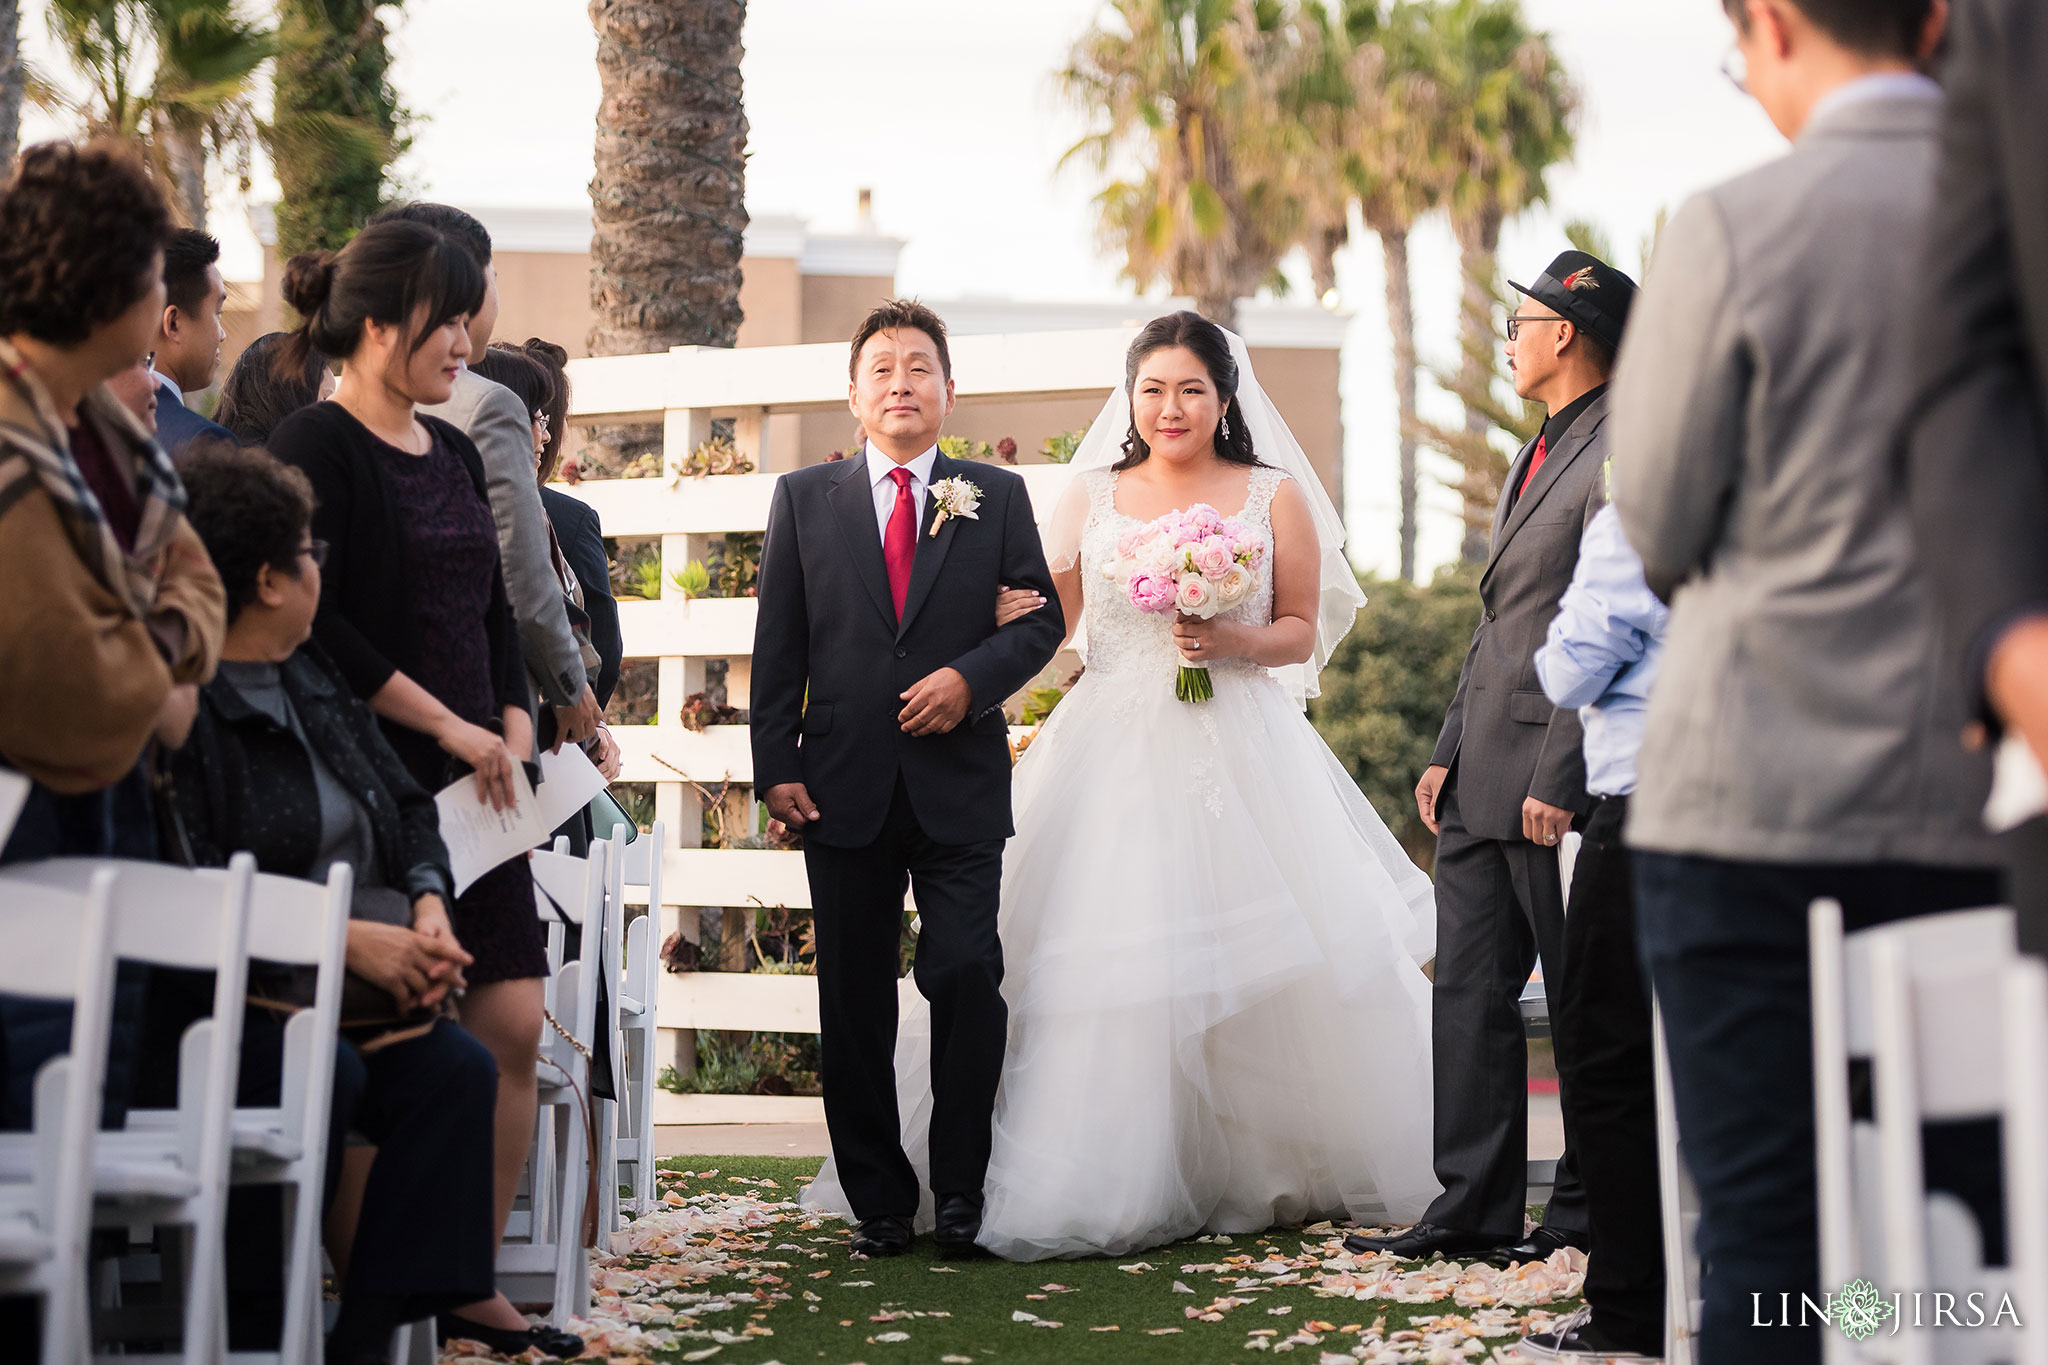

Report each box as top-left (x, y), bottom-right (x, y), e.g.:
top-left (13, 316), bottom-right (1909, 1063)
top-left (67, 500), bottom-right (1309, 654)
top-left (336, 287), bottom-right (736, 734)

top-left (421, 367), bottom-right (586, 709)
top-left (1613, 92), bottom-right (1995, 867)
top-left (1430, 392), bottom-right (1606, 841)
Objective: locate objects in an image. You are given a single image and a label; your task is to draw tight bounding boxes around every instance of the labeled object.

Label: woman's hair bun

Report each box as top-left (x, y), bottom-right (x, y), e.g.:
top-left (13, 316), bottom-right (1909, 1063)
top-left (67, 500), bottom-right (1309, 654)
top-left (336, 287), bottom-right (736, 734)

top-left (280, 251), bottom-right (339, 316)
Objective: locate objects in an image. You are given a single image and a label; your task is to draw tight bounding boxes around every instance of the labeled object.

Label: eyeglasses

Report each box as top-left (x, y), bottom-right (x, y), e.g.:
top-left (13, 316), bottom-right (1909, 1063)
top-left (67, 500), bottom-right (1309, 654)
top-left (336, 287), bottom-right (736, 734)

top-left (1721, 44), bottom-right (1749, 94)
top-left (533, 411), bottom-right (551, 434)
top-left (1505, 315), bottom-right (1563, 342)
top-left (300, 539), bottom-right (329, 568)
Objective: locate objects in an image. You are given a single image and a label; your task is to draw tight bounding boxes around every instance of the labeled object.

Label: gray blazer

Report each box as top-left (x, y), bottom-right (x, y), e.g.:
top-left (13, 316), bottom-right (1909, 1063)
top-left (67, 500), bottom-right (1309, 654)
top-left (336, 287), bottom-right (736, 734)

top-left (1430, 392), bottom-right (1607, 841)
top-left (1612, 91), bottom-right (1995, 867)
top-left (421, 366), bottom-right (586, 709)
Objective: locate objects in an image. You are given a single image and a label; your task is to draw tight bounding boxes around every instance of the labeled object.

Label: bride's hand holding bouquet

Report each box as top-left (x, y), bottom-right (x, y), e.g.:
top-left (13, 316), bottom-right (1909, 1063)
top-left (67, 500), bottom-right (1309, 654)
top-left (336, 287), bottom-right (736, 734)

top-left (1108, 502), bottom-right (1266, 702)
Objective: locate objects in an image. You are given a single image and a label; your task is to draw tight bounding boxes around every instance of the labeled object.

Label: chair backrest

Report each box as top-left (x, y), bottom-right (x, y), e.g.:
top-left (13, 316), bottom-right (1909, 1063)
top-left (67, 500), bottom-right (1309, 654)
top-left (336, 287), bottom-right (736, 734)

top-left (2001, 960), bottom-right (2048, 1365)
top-left (532, 847), bottom-right (591, 928)
top-left (0, 865), bottom-right (117, 1327)
top-left (243, 865), bottom-right (350, 967)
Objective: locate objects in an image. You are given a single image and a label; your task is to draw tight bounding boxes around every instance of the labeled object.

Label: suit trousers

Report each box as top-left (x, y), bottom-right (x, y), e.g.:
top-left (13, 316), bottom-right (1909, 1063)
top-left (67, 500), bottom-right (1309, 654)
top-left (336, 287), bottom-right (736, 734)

top-left (1633, 853), bottom-right (2002, 1365)
top-left (1424, 768), bottom-right (1586, 1237)
top-left (804, 777), bottom-right (1007, 1221)
top-left (1553, 795), bottom-right (1663, 1353)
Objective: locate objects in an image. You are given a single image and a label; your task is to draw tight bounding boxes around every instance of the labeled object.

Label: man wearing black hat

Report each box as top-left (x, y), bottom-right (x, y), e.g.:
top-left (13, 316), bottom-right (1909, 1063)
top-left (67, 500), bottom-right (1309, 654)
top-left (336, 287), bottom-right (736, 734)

top-left (1348, 249), bottom-right (1633, 1268)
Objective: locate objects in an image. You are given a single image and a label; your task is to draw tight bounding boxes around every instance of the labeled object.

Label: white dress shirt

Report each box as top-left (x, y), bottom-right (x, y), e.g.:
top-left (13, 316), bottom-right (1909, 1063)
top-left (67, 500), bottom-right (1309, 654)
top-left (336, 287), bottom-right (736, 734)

top-left (865, 441), bottom-right (938, 543)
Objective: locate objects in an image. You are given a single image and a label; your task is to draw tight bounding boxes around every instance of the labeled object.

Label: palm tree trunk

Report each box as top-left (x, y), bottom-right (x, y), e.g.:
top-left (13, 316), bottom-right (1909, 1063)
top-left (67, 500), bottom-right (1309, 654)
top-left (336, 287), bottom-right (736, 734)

top-left (0, 0), bottom-right (21, 174)
top-left (1380, 224), bottom-right (1420, 582)
top-left (162, 120), bottom-right (208, 231)
top-left (1453, 205), bottom-right (1503, 564)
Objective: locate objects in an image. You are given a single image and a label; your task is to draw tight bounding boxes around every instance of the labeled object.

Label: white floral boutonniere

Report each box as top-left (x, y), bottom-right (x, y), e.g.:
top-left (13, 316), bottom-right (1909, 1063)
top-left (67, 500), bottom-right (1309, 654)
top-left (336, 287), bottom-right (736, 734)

top-left (928, 476), bottom-right (982, 537)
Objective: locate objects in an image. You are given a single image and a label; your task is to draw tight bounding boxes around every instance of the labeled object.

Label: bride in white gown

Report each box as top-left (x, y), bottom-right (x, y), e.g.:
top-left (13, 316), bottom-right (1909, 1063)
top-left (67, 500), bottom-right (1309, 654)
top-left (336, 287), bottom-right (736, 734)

top-left (802, 311), bottom-right (1442, 1260)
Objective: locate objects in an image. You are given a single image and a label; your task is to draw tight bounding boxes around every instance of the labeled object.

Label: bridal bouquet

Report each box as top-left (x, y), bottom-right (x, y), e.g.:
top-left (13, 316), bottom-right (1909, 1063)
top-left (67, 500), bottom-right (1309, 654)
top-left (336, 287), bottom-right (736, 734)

top-left (1108, 503), bottom-right (1266, 702)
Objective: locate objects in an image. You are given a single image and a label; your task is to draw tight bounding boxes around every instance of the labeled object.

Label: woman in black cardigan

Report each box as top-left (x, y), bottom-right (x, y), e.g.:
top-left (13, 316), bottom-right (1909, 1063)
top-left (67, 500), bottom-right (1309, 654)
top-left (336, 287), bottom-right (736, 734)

top-left (264, 220), bottom-right (561, 1358)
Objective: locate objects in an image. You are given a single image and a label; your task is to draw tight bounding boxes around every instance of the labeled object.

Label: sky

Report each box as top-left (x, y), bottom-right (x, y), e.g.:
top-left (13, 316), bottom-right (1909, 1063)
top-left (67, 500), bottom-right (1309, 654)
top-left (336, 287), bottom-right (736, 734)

top-left (16, 0), bottom-right (1788, 579)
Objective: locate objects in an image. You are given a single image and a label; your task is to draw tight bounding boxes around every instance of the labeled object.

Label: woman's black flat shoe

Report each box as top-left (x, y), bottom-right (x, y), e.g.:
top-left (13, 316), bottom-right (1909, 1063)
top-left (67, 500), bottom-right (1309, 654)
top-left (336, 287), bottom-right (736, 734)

top-left (440, 1316), bottom-right (588, 1359)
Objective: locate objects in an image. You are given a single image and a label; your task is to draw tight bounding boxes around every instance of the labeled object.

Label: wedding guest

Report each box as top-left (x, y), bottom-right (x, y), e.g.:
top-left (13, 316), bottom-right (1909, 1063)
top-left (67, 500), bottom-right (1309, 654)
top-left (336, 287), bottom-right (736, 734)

top-left (0, 140), bottom-right (224, 1135)
top-left (264, 220), bottom-right (572, 1359)
top-left (216, 330), bottom-right (333, 445)
top-left (161, 442), bottom-right (549, 1365)
top-left (149, 227), bottom-right (233, 456)
top-left (470, 341), bottom-right (620, 788)
top-left (1612, 3), bottom-right (1995, 1362)
top-left (1908, 0), bottom-right (2048, 959)
top-left (1526, 478), bottom-right (1668, 1361)
top-left (371, 202), bottom-right (603, 758)
top-left (106, 355), bottom-right (161, 433)
top-left (522, 336), bottom-right (624, 718)
top-left (1349, 251), bottom-right (1631, 1267)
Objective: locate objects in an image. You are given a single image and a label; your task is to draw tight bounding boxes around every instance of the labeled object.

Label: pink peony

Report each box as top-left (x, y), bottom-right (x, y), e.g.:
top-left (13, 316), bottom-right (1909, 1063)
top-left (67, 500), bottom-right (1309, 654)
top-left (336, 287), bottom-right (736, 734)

top-left (1176, 574), bottom-right (1216, 615)
top-left (1128, 572), bottom-right (1178, 613)
top-left (1189, 504), bottom-right (1224, 535)
top-left (1116, 528), bottom-right (1143, 558)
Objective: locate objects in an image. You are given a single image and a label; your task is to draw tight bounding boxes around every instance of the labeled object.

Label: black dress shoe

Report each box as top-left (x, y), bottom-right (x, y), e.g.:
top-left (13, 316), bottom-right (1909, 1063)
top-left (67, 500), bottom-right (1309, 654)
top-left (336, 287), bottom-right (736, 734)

top-left (439, 1316), bottom-right (588, 1359)
top-left (1484, 1224), bottom-right (1590, 1268)
top-left (933, 1192), bottom-right (987, 1257)
top-left (1342, 1222), bottom-right (1509, 1260)
top-left (850, 1213), bottom-right (915, 1257)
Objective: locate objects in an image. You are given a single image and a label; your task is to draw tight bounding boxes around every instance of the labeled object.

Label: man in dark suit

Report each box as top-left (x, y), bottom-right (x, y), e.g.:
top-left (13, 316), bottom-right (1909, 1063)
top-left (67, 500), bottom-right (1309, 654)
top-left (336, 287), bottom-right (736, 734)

top-left (751, 299), bottom-right (1064, 1258)
top-left (149, 228), bottom-right (233, 457)
top-left (1908, 0), bottom-right (2048, 959)
top-left (1349, 251), bottom-right (1633, 1265)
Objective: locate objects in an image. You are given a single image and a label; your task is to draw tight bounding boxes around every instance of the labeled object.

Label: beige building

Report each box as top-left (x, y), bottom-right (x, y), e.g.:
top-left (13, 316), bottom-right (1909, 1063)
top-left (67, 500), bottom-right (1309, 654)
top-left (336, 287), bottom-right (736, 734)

top-left (242, 205), bottom-right (1349, 500)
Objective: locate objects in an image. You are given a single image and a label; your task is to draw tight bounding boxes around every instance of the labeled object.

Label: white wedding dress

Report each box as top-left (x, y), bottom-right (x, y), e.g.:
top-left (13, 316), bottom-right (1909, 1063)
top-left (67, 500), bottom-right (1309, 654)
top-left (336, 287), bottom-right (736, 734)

top-left (802, 465), bottom-right (1442, 1260)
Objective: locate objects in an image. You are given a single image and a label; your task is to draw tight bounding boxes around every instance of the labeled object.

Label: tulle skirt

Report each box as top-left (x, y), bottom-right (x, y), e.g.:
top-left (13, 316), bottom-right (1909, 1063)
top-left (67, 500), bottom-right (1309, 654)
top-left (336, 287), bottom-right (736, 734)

top-left (802, 660), bottom-right (1443, 1260)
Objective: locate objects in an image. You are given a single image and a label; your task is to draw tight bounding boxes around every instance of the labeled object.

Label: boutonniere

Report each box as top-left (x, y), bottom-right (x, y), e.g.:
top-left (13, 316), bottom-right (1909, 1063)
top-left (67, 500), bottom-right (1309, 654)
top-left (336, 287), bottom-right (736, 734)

top-left (928, 476), bottom-right (982, 537)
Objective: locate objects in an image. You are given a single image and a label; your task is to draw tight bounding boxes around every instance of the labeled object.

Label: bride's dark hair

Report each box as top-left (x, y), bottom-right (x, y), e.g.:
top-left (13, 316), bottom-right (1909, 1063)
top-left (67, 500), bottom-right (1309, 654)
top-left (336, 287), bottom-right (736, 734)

top-left (1113, 310), bottom-right (1266, 472)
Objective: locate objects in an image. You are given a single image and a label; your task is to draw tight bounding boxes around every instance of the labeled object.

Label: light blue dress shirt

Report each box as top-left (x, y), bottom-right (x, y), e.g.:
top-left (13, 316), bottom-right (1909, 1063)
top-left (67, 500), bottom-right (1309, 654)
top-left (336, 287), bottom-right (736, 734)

top-left (1533, 502), bottom-right (1669, 798)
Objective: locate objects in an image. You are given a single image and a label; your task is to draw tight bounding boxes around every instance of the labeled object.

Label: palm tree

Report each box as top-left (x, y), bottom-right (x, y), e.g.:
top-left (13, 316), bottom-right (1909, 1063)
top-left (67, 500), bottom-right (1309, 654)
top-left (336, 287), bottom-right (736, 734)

top-left (1062, 0), bottom-right (1319, 330)
top-left (266, 0), bottom-right (407, 258)
top-left (40, 0), bottom-right (274, 230)
top-left (587, 0), bottom-right (748, 358)
top-left (586, 0), bottom-right (749, 473)
top-left (1413, 0), bottom-right (1575, 561)
top-left (2, 0), bottom-right (21, 173)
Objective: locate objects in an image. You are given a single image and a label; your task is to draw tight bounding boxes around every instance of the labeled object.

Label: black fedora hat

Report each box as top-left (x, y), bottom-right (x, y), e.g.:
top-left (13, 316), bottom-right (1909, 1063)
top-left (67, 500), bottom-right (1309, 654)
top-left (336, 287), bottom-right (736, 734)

top-left (1509, 249), bottom-right (1637, 352)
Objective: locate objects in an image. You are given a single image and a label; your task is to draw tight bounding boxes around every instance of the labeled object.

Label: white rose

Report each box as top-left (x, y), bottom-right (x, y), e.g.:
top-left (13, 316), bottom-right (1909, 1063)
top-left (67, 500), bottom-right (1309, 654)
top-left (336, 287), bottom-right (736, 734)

top-left (1216, 562), bottom-right (1255, 606)
top-left (1175, 573), bottom-right (1216, 616)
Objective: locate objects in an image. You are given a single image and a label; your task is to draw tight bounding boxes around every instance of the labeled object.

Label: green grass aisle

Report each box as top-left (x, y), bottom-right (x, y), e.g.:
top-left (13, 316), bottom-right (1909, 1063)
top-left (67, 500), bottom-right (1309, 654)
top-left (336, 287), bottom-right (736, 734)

top-left (531, 1156), bottom-right (1584, 1365)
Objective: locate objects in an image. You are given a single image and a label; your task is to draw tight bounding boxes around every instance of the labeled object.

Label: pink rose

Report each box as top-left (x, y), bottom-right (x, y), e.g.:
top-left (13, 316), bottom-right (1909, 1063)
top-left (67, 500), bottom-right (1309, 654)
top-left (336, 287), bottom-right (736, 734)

top-left (1193, 540), bottom-right (1233, 580)
top-left (1117, 528), bottom-right (1142, 558)
top-left (1128, 572), bottom-right (1177, 613)
top-left (1176, 574), bottom-right (1216, 616)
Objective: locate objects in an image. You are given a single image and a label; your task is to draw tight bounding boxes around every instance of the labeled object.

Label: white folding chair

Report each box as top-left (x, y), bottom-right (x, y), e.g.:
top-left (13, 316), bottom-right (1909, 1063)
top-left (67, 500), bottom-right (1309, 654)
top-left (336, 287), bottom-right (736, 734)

top-left (0, 854), bottom-right (256, 1365)
top-left (1812, 900), bottom-right (2017, 1365)
top-left (1867, 912), bottom-right (2022, 1365)
top-left (2000, 959), bottom-right (2048, 1365)
top-left (609, 819), bottom-right (664, 1223)
top-left (1652, 995), bottom-right (1703, 1365)
top-left (495, 842), bottom-right (606, 1326)
top-left (0, 866), bottom-right (120, 1365)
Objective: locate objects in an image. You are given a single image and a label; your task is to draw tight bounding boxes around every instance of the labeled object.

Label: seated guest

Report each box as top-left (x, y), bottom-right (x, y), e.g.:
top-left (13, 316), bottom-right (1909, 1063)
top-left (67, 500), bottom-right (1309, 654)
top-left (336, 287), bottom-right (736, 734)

top-left (215, 329), bottom-right (333, 445)
top-left (106, 356), bottom-right (161, 433)
top-left (166, 443), bottom-right (582, 1364)
top-left (149, 227), bottom-right (234, 456)
top-left (0, 140), bottom-right (225, 1134)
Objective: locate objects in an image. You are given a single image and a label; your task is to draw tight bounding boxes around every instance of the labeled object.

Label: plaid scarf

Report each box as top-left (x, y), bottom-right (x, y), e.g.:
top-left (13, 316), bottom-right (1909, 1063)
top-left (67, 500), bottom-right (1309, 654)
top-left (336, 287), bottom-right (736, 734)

top-left (0, 337), bottom-right (190, 620)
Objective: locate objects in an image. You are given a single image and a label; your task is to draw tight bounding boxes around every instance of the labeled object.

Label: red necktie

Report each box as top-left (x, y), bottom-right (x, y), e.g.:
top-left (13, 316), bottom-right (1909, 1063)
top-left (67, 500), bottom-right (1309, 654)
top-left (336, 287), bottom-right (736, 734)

top-left (883, 465), bottom-right (918, 621)
top-left (1518, 435), bottom-right (1549, 498)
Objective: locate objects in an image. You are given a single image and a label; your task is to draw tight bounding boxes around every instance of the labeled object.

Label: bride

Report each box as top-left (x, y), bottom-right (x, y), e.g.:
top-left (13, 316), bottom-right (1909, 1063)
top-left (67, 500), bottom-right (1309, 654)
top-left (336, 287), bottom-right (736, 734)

top-left (802, 310), bottom-right (1442, 1260)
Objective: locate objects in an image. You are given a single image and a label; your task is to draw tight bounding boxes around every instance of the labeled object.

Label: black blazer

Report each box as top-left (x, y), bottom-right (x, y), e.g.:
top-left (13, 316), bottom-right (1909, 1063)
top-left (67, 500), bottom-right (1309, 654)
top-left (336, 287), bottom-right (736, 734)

top-left (269, 402), bottom-right (527, 720)
top-left (541, 486), bottom-right (622, 708)
top-left (1909, 0), bottom-right (2048, 722)
top-left (167, 643), bottom-right (452, 899)
top-left (750, 452), bottom-right (1064, 848)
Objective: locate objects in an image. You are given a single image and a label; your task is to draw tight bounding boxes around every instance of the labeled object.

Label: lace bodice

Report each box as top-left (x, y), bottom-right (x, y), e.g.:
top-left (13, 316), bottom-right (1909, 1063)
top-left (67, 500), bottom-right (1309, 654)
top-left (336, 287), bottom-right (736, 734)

top-left (1077, 466), bottom-right (1290, 682)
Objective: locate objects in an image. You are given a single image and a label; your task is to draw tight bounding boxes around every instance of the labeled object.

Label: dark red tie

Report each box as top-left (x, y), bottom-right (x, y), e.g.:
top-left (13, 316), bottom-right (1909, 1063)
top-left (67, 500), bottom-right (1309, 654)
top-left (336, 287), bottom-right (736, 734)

top-left (883, 466), bottom-right (917, 620)
top-left (1518, 435), bottom-right (1549, 498)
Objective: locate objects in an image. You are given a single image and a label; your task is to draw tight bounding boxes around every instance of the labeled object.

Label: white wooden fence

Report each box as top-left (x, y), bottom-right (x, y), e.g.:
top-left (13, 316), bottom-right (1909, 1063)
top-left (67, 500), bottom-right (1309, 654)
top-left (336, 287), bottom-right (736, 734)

top-left (556, 329), bottom-right (1126, 1123)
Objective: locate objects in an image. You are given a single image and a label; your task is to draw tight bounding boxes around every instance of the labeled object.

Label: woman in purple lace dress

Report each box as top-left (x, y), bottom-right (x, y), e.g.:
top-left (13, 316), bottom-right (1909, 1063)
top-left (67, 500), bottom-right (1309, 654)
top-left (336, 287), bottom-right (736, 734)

top-left (267, 219), bottom-right (581, 1363)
